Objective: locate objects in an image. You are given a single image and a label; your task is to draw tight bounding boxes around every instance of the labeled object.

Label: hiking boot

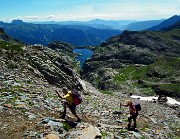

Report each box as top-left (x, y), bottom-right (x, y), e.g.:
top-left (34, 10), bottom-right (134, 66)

top-left (134, 128), bottom-right (139, 132)
top-left (127, 124), bottom-right (131, 131)
top-left (60, 114), bottom-right (65, 119)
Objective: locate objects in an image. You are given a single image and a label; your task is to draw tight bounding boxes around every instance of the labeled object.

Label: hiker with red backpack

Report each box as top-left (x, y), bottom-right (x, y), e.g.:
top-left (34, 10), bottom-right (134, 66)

top-left (56, 87), bottom-right (82, 122)
top-left (120, 100), bottom-right (137, 130)
top-left (120, 93), bottom-right (141, 130)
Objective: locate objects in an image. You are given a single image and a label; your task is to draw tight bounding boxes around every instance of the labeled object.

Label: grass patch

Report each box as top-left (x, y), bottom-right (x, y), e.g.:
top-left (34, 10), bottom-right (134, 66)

top-left (158, 83), bottom-right (180, 92)
top-left (133, 83), bottom-right (155, 96)
top-left (155, 83), bottom-right (180, 97)
top-left (62, 122), bottom-right (73, 131)
top-left (0, 41), bottom-right (23, 51)
top-left (101, 131), bottom-right (109, 136)
top-left (99, 90), bottom-right (113, 95)
top-left (113, 66), bottom-right (147, 82)
top-left (92, 78), bottom-right (100, 87)
top-left (113, 66), bottom-right (136, 82)
top-left (113, 57), bottom-right (180, 96)
top-left (138, 119), bottom-right (150, 131)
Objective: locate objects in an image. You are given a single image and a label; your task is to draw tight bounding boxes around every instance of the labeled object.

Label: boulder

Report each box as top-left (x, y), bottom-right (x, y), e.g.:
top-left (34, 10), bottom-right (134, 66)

top-left (78, 125), bottom-right (102, 139)
top-left (41, 134), bottom-right (59, 139)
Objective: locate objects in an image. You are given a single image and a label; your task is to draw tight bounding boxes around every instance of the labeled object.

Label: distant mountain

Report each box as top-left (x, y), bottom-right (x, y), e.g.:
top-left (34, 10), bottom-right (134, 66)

top-left (32, 18), bottom-right (171, 31)
top-left (122, 20), bottom-right (164, 31)
top-left (148, 15), bottom-right (180, 31)
top-left (161, 21), bottom-right (180, 31)
top-left (11, 19), bottom-right (25, 25)
top-left (0, 22), bottom-right (121, 47)
top-left (32, 19), bottom-right (135, 29)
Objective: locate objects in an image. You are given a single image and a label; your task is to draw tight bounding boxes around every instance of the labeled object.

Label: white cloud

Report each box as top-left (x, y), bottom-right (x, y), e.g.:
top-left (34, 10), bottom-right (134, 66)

top-left (45, 15), bottom-right (55, 19)
top-left (24, 16), bottom-right (38, 20)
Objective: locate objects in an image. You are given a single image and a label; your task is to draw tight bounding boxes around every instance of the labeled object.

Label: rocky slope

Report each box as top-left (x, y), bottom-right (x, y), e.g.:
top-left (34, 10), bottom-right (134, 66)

top-left (0, 28), bottom-right (180, 139)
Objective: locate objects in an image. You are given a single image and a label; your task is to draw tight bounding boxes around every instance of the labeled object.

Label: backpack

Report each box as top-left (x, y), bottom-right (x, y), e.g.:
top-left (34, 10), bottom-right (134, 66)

top-left (135, 103), bottom-right (141, 111)
top-left (72, 89), bottom-right (82, 106)
top-left (132, 98), bottom-right (141, 111)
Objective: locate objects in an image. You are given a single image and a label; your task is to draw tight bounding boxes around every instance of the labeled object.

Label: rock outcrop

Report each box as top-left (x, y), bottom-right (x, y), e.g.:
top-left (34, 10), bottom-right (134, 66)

top-left (81, 25), bottom-right (180, 94)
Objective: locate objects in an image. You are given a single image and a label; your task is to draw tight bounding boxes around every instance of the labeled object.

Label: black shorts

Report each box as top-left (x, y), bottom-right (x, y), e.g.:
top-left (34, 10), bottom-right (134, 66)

top-left (128, 111), bottom-right (138, 121)
top-left (65, 102), bottom-right (76, 115)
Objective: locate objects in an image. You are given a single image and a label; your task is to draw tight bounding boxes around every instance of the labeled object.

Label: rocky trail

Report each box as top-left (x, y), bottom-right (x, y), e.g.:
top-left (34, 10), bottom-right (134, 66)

top-left (0, 44), bottom-right (179, 139)
top-left (0, 68), bottom-right (180, 139)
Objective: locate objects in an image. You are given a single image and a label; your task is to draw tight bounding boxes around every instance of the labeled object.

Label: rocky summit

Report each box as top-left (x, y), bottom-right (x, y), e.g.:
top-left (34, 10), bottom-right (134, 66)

top-left (0, 27), bottom-right (180, 139)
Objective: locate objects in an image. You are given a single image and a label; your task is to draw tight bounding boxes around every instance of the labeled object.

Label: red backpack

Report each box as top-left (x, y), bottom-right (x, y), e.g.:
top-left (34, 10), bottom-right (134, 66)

top-left (72, 90), bottom-right (82, 106)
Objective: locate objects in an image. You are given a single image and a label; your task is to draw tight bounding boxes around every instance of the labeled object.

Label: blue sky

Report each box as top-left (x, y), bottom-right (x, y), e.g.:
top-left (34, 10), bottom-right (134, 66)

top-left (0, 0), bottom-right (180, 22)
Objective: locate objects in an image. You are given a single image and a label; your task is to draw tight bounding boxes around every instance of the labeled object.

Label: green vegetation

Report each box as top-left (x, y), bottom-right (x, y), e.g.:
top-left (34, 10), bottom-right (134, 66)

top-left (92, 78), bottom-right (100, 87)
top-left (112, 57), bottom-right (180, 97)
top-left (0, 41), bottom-right (23, 51)
top-left (157, 83), bottom-right (180, 93)
top-left (101, 131), bottom-right (110, 138)
top-left (113, 66), bottom-right (147, 82)
top-left (99, 90), bottom-right (113, 95)
top-left (152, 29), bottom-right (180, 45)
top-left (62, 121), bottom-right (73, 131)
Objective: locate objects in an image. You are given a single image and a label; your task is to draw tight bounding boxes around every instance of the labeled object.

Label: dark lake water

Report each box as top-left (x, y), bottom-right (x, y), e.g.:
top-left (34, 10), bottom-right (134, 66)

top-left (73, 48), bottom-right (93, 68)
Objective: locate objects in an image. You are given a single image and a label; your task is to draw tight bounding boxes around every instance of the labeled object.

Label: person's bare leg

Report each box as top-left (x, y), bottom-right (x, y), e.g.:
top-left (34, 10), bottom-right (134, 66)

top-left (60, 102), bottom-right (66, 118)
top-left (73, 109), bottom-right (81, 122)
top-left (128, 117), bottom-right (131, 130)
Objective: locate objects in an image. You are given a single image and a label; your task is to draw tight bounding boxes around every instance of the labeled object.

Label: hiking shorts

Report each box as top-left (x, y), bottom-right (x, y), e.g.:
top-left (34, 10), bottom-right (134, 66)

top-left (65, 102), bottom-right (76, 115)
top-left (128, 111), bottom-right (138, 121)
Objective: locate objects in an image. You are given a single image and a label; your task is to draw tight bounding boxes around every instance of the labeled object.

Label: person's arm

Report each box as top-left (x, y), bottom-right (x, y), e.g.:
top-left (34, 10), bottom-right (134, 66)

top-left (120, 103), bottom-right (128, 107)
top-left (55, 91), bottom-right (65, 99)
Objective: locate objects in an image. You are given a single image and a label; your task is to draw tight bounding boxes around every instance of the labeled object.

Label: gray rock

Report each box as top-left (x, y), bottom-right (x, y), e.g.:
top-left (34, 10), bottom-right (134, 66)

top-left (132, 131), bottom-right (143, 138)
top-left (29, 131), bottom-right (37, 137)
top-left (41, 133), bottom-right (60, 139)
top-left (47, 120), bottom-right (63, 131)
top-left (78, 125), bottom-right (102, 139)
top-left (28, 114), bottom-right (36, 119)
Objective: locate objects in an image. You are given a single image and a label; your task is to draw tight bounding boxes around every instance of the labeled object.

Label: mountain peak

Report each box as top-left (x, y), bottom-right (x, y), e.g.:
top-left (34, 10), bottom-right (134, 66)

top-left (11, 19), bottom-right (25, 25)
top-left (148, 15), bottom-right (180, 31)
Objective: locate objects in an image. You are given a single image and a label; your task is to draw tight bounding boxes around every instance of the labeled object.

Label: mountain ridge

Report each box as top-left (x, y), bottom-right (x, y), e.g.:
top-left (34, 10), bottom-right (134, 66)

top-left (81, 21), bottom-right (180, 97)
top-left (148, 15), bottom-right (180, 31)
top-left (0, 21), bottom-right (121, 47)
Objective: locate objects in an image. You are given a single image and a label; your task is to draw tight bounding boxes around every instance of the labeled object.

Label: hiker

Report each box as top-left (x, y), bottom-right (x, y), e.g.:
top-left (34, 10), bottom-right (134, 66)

top-left (56, 87), bottom-right (81, 122)
top-left (120, 100), bottom-right (138, 130)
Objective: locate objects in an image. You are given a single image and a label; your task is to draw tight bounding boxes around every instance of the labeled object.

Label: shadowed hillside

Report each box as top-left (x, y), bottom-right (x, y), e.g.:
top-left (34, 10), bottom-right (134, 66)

top-left (0, 21), bottom-right (121, 47)
top-left (81, 22), bottom-right (180, 98)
